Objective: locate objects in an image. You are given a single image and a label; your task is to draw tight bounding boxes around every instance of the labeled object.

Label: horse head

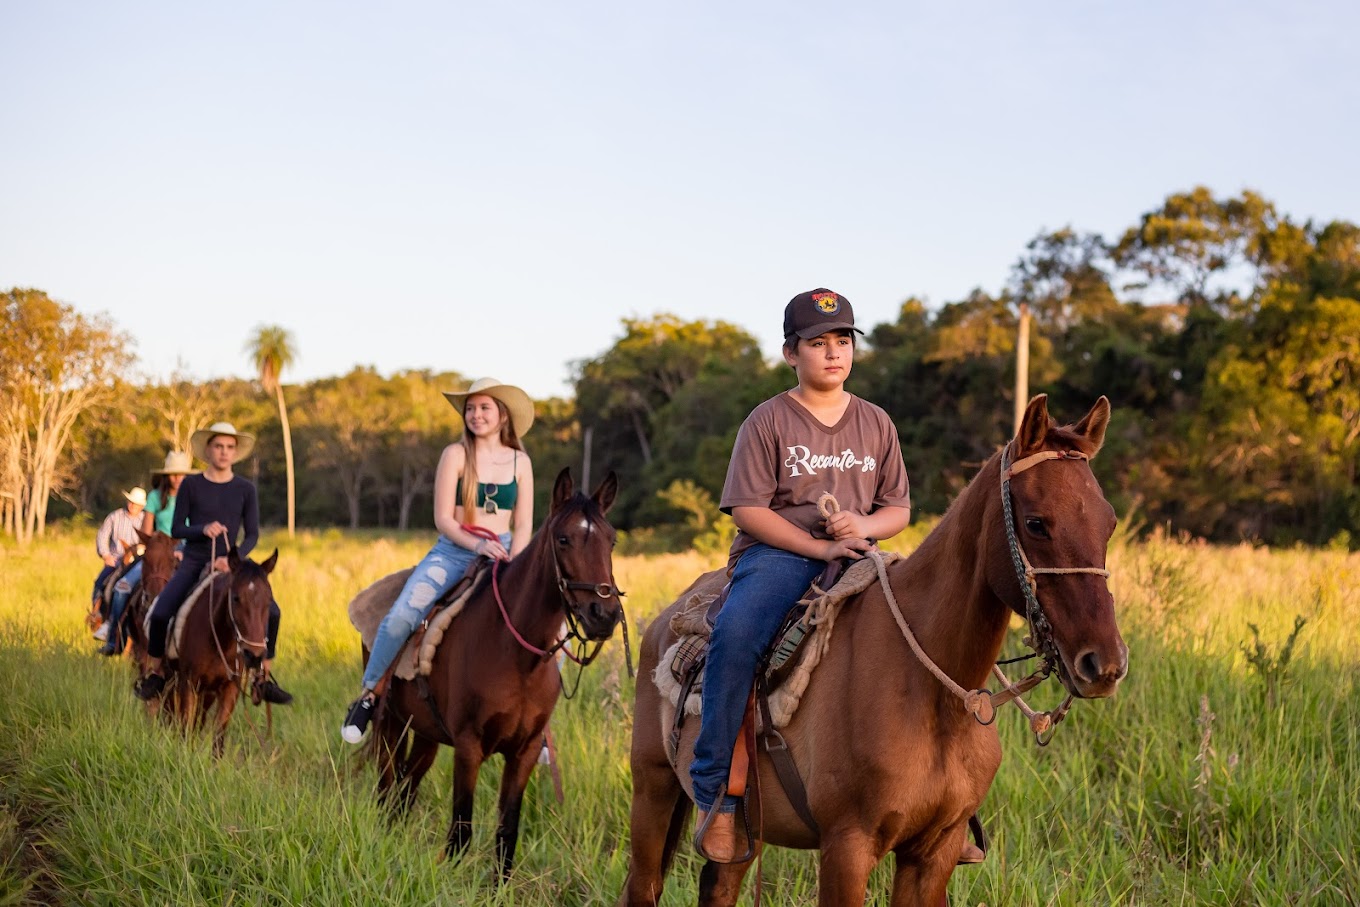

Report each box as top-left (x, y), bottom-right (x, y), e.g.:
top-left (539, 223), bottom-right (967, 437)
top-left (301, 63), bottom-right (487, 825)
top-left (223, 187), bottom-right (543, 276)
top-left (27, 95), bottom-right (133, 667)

top-left (139, 530), bottom-right (179, 585)
top-left (989, 395), bottom-right (1128, 699)
top-left (544, 467), bottom-right (624, 642)
top-left (224, 548), bottom-right (278, 670)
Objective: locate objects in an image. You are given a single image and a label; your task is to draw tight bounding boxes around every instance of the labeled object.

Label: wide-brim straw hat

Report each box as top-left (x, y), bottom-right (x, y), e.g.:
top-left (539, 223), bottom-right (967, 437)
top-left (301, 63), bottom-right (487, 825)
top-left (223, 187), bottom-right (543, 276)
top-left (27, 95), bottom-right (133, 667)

top-left (123, 487), bottom-right (148, 507)
top-left (190, 422), bottom-right (257, 463)
top-left (442, 378), bottom-right (535, 438)
top-left (151, 450), bottom-right (201, 476)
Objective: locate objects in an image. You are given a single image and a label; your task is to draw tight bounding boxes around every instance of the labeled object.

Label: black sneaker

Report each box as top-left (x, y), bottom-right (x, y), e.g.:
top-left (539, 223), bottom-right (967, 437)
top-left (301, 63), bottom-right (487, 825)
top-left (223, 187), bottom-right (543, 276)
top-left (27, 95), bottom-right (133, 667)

top-left (98, 640), bottom-right (118, 657)
top-left (134, 672), bottom-right (166, 701)
top-left (341, 695), bottom-right (376, 744)
top-left (254, 677), bottom-right (294, 705)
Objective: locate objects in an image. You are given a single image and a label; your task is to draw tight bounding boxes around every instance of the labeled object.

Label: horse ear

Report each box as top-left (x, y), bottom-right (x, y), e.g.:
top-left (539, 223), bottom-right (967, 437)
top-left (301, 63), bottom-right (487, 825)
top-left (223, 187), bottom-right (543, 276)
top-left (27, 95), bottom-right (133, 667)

top-left (551, 467), bottom-right (575, 513)
top-left (1071, 396), bottom-right (1111, 456)
top-left (591, 471), bottom-right (619, 516)
top-left (260, 548), bottom-right (279, 575)
top-left (227, 549), bottom-right (242, 571)
top-left (136, 528), bottom-right (152, 544)
top-left (1015, 394), bottom-right (1052, 454)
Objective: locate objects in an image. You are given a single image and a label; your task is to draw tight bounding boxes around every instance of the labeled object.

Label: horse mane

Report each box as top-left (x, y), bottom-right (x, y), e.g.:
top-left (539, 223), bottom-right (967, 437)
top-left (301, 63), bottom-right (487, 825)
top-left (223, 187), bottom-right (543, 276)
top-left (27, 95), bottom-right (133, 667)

top-left (902, 424), bottom-right (1090, 579)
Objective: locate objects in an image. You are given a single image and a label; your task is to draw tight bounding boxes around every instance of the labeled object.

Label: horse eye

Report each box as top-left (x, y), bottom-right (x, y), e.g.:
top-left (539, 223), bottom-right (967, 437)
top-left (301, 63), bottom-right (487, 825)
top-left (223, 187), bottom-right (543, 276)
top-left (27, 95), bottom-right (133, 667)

top-left (556, 535), bottom-right (568, 546)
top-left (1025, 516), bottom-right (1049, 538)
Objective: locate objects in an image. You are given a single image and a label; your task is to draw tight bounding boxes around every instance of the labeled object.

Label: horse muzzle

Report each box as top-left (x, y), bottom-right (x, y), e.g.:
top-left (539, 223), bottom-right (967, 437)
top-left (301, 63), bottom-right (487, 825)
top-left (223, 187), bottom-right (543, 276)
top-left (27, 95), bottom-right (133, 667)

top-left (567, 597), bottom-right (624, 641)
top-left (1057, 636), bottom-right (1128, 699)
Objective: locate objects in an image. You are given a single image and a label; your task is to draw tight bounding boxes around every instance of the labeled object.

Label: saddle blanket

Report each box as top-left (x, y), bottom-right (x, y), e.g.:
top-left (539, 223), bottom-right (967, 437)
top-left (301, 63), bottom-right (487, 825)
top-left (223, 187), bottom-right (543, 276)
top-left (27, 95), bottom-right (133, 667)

top-left (651, 551), bottom-right (899, 730)
top-left (143, 572), bottom-right (217, 661)
top-left (347, 564), bottom-right (487, 681)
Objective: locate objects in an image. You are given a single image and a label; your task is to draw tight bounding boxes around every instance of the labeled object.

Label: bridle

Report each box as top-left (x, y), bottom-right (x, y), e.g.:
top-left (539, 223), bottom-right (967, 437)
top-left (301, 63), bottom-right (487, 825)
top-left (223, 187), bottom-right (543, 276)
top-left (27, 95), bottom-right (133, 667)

top-left (870, 440), bottom-right (1114, 745)
top-left (206, 539), bottom-right (271, 682)
top-left (465, 522), bottom-right (634, 683)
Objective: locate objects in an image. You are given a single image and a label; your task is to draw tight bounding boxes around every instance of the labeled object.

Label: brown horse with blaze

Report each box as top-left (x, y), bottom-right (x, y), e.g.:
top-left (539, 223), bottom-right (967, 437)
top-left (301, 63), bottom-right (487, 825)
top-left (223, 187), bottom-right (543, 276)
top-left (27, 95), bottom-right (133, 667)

top-left (363, 468), bottom-right (626, 879)
top-left (620, 395), bottom-right (1128, 906)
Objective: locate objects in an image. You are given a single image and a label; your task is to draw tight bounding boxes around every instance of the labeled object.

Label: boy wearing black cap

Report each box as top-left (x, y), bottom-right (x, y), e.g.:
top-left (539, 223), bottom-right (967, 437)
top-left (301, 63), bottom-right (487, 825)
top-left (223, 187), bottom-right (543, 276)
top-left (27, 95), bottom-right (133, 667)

top-left (690, 288), bottom-right (915, 861)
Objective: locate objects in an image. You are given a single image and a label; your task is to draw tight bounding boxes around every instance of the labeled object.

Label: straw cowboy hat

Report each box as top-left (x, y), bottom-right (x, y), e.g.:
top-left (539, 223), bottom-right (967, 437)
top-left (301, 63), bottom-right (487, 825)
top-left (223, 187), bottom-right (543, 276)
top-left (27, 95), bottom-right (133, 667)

top-left (190, 422), bottom-right (257, 463)
top-left (151, 451), bottom-right (201, 476)
top-left (443, 378), bottom-right (535, 438)
top-left (123, 487), bottom-right (148, 507)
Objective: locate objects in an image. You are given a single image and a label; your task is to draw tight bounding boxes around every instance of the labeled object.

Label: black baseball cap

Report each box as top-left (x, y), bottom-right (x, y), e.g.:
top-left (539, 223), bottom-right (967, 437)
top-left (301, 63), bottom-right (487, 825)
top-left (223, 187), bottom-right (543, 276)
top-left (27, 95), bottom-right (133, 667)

top-left (783, 288), bottom-right (863, 340)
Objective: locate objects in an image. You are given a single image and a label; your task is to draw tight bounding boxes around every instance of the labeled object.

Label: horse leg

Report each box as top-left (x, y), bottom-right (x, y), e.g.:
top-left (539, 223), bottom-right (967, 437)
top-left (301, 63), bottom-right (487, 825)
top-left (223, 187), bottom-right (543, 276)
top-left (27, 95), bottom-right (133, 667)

top-left (492, 746), bottom-right (539, 880)
top-left (890, 846), bottom-right (955, 907)
top-left (398, 734), bottom-right (440, 815)
top-left (696, 854), bottom-right (756, 907)
top-left (817, 830), bottom-right (879, 907)
top-left (446, 743), bottom-right (485, 859)
top-left (373, 715), bottom-right (408, 806)
top-left (212, 685), bottom-right (239, 757)
top-left (618, 760), bottom-right (691, 906)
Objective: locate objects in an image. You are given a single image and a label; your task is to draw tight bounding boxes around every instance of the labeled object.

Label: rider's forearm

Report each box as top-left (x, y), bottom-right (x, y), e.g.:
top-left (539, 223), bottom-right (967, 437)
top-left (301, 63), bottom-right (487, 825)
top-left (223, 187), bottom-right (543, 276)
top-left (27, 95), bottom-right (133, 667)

top-left (731, 507), bottom-right (830, 559)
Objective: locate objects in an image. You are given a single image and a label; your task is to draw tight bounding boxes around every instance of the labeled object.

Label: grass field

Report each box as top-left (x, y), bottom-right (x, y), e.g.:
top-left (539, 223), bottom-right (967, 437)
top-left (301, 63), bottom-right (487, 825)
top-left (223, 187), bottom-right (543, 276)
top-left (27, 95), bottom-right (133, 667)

top-left (1, 526), bottom-right (1357, 906)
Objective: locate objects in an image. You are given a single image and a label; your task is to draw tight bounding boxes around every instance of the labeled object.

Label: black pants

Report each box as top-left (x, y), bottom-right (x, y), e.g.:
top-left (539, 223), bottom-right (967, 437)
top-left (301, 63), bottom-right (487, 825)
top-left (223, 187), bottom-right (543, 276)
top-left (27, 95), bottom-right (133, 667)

top-left (147, 552), bottom-right (282, 661)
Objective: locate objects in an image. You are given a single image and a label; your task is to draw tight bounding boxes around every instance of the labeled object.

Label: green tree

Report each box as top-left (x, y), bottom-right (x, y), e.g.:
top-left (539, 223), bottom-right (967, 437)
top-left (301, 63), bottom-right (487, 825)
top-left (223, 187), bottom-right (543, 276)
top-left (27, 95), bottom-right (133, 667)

top-left (0, 289), bottom-right (130, 542)
top-left (574, 315), bottom-right (766, 526)
top-left (245, 326), bottom-right (298, 537)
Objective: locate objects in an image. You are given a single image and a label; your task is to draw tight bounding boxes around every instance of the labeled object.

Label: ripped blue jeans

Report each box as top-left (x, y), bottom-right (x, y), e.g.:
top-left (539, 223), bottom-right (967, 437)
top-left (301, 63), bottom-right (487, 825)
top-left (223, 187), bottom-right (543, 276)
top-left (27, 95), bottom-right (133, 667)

top-left (362, 533), bottom-right (510, 690)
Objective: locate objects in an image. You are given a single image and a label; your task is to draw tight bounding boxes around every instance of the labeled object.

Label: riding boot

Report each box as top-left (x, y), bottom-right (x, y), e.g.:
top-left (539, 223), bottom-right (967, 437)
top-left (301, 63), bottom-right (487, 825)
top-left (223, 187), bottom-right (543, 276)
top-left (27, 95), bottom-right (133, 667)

top-left (693, 808), bottom-right (739, 863)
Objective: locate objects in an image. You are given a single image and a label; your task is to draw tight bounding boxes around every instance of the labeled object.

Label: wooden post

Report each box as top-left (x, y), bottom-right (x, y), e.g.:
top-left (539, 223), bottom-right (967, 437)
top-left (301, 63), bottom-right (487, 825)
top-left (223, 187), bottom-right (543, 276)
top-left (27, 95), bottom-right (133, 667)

top-left (1014, 302), bottom-right (1031, 434)
top-left (581, 425), bottom-right (593, 491)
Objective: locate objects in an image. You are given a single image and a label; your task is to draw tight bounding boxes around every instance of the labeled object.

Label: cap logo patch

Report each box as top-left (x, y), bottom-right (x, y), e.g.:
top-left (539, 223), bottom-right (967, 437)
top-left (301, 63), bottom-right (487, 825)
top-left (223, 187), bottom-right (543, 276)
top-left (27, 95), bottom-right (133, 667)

top-left (812, 291), bottom-right (840, 314)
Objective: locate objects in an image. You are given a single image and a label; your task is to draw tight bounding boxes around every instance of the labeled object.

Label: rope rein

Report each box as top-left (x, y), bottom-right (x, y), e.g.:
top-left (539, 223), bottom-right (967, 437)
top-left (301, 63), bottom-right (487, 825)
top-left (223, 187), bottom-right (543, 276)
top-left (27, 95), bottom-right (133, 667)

top-left (820, 441), bottom-right (1113, 745)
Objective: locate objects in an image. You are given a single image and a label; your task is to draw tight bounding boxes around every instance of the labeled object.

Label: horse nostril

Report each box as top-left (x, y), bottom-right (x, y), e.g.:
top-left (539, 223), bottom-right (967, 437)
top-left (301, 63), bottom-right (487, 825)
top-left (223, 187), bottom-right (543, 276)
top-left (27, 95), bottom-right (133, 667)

top-left (1075, 649), bottom-right (1104, 683)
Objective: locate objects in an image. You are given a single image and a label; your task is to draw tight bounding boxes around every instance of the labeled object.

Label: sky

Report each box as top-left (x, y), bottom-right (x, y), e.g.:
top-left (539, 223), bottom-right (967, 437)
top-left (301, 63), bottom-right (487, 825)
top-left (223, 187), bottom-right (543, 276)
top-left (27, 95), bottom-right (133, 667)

top-left (3, 1), bottom-right (1357, 400)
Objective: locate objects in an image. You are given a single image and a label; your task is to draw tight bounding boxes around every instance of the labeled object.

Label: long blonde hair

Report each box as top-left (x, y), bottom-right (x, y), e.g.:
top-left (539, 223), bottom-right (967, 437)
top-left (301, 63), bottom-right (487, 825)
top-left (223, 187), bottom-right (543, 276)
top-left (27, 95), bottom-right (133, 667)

top-left (459, 398), bottom-right (525, 518)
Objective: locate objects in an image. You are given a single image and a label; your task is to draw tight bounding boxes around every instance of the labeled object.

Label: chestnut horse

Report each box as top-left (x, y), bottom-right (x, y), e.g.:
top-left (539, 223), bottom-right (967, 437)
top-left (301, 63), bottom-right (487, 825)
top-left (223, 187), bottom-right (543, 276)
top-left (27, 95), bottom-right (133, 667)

top-left (158, 548), bottom-right (279, 755)
top-left (620, 395), bottom-right (1129, 907)
top-left (119, 529), bottom-right (179, 663)
top-left (364, 468), bottom-right (625, 878)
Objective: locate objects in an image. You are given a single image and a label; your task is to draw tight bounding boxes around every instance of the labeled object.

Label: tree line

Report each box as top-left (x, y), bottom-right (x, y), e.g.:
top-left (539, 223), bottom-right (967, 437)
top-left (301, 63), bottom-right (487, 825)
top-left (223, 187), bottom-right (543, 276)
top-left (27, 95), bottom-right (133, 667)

top-left (4, 186), bottom-right (1357, 549)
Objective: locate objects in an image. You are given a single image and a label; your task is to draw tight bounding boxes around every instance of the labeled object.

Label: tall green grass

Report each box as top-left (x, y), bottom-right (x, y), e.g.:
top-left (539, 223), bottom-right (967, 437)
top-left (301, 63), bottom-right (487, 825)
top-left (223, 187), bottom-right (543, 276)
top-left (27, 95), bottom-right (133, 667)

top-left (1, 527), bottom-right (1356, 905)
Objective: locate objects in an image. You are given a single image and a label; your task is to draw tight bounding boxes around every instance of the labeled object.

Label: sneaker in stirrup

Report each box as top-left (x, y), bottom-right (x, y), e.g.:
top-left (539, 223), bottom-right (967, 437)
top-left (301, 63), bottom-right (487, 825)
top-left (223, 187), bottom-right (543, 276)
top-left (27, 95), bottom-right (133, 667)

top-left (341, 695), bottom-right (376, 744)
top-left (93, 621), bottom-right (110, 642)
top-left (134, 672), bottom-right (166, 701)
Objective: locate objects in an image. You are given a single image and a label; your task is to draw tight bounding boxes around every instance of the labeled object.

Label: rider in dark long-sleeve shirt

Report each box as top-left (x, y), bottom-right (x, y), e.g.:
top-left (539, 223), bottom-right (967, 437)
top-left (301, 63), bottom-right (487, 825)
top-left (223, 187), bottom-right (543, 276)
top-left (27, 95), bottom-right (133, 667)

top-left (135, 423), bottom-right (292, 705)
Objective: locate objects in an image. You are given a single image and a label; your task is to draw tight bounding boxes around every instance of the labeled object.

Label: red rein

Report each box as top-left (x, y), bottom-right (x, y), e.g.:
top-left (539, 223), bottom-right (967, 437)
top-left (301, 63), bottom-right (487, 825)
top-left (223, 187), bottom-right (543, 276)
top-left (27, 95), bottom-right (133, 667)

top-left (462, 523), bottom-right (586, 665)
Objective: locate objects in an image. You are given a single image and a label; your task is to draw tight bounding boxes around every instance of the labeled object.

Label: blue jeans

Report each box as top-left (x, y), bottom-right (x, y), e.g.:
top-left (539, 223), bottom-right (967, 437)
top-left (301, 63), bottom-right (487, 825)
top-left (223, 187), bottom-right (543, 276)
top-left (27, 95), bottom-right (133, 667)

top-left (362, 533), bottom-right (510, 690)
top-left (690, 543), bottom-right (825, 813)
top-left (108, 561), bottom-right (143, 648)
top-left (92, 564), bottom-right (118, 605)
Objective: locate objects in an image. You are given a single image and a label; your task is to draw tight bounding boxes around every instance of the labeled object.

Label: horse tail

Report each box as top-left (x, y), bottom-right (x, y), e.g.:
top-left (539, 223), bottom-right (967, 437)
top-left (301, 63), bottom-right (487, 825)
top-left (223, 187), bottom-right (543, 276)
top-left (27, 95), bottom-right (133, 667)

top-left (659, 792), bottom-right (693, 877)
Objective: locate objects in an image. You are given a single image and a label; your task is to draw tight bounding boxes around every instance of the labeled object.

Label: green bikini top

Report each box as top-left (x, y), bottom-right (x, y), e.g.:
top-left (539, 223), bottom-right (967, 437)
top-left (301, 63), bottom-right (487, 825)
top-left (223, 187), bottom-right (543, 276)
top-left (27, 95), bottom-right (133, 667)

top-left (455, 451), bottom-right (519, 512)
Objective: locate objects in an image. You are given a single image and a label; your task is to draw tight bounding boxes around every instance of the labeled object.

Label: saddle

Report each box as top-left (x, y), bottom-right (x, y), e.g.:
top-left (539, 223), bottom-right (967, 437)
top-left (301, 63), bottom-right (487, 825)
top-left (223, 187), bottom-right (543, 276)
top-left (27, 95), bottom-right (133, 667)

top-left (346, 557), bottom-right (491, 683)
top-left (654, 552), bottom-right (900, 734)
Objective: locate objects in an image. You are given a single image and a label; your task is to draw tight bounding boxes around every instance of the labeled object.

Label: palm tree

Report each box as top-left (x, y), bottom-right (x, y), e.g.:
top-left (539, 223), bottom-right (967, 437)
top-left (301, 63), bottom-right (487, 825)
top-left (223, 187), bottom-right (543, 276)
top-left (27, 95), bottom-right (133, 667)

top-left (245, 326), bottom-right (297, 538)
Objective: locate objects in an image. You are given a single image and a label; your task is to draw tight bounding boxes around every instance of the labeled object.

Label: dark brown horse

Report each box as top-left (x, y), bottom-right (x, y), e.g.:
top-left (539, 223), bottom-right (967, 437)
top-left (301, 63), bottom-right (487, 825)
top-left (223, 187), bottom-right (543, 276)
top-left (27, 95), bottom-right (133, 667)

top-left (120, 529), bottom-right (179, 663)
top-left (620, 396), bottom-right (1129, 907)
top-left (364, 468), bottom-right (625, 878)
top-left (159, 548), bottom-right (279, 755)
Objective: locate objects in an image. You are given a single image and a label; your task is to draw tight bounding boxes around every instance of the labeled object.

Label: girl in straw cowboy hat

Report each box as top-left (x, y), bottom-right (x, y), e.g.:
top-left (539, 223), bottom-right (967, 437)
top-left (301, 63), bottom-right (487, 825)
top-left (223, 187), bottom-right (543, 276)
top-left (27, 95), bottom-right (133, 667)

top-left (134, 423), bottom-right (292, 705)
top-left (342, 377), bottom-right (536, 744)
top-left (100, 452), bottom-right (198, 656)
top-left (90, 487), bottom-right (148, 641)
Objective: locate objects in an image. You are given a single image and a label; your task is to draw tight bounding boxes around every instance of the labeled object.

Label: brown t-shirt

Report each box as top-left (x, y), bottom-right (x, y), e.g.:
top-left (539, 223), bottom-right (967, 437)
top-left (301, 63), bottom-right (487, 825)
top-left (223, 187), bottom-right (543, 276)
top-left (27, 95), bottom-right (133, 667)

top-left (720, 391), bottom-right (911, 566)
